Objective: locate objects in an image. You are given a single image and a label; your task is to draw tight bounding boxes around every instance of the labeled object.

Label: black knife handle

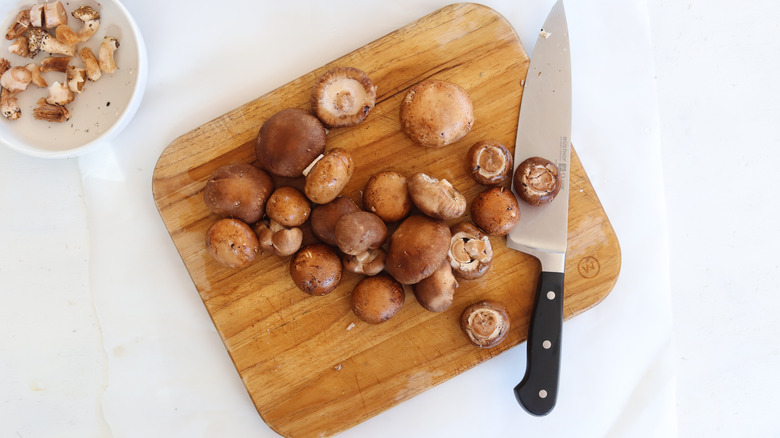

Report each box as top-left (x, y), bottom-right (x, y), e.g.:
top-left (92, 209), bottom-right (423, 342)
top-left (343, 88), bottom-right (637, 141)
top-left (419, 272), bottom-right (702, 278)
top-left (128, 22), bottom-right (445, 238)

top-left (514, 271), bottom-right (564, 416)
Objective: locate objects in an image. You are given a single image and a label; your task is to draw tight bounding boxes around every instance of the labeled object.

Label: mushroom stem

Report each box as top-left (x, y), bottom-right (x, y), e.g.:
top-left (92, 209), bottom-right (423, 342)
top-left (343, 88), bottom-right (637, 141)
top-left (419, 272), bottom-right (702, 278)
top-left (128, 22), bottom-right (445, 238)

top-left (301, 153), bottom-right (324, 177)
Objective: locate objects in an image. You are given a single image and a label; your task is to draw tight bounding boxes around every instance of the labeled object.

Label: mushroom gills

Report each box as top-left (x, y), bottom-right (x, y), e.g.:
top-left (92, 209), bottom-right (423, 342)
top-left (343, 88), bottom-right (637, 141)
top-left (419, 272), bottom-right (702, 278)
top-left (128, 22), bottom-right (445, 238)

top-left (319, 77), bottom-right (372, 116)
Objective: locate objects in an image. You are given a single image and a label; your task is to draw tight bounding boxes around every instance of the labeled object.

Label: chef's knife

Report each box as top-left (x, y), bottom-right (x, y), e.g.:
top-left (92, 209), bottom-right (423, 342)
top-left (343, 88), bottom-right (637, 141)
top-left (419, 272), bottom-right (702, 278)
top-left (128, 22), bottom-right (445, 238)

top-left (508, 0), bottom-right (571, 416)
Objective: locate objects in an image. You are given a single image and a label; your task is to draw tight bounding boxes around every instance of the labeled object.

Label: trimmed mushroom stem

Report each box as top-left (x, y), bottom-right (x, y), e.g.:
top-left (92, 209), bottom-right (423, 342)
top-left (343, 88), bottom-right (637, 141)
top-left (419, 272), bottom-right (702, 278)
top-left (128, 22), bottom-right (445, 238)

top-left (1, 87), bottom-right (21, 120)
top-left (71, 6), bottom-right (100, 42)
top-left (9, 36), bottom-right (30, 58)
top-left (43, 1), bottom-right (69, 29)
top-left (66, 65), bottom-right (86, 93)
top-left (5, 9), bottom-right (31, 41)
top-left (55, 24), bottom-right (80, 47)
top-left (98, 36), bottom-right (119, 74)
top-left (41, 56), bottom-right (71, 73)
top-left (343, 248), bottom-right (386, 276)
top-left (46, 81), bottom-right (74, 105)
top-left (26, 27), bottom-right (75, 57)
top-left (0, 66), bottom-right (32, 93)
top-left (79, 47), bottom-right (101, 81)
top-left (26, 63), bottom-right (47, 88)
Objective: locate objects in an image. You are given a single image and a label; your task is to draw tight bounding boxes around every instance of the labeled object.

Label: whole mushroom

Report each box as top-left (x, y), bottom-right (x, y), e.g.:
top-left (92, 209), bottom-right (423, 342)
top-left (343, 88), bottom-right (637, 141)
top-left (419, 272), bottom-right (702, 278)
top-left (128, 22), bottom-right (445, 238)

top-left (205, 218), bottom-right (259, 268)
top-left (289, 244), bottom-right (343, 296)
top-left (513, 156), bottom-right (562, 206)
top-left (310, 196), bottom-right (361, 246)
top-left (460, 300), bottom-right (510, 348)
top-left (448, 222), bottom-right (493, 279)
top-left (407, 172), bottom-right (467, 220)
top-left (304, 147), bottom-right (354, 205)
top-left (255, 108), bottom-right (327, 178)
top-left (470, 186), bottom-right (520, 236)
top-left (311, 67), bottom-right (377, 128)
top-left (413, 261), bottom-right (458, 312)
top-left (203, 163), bottom-right (274, 224)
top-left (362, 171), bottom-right (411, 223)
top-left (350, 274), bottom-right (405, 324)
top-left (334, 211), bottom-right (387, 256)
top-left (385, 215), bottom-right (451, 285)
top-left (399, 79), bottom-right (474, 148)
top-left (265, 186), bottom-right (311, 228)
top-left (467, 140), bottom-right (513, 185)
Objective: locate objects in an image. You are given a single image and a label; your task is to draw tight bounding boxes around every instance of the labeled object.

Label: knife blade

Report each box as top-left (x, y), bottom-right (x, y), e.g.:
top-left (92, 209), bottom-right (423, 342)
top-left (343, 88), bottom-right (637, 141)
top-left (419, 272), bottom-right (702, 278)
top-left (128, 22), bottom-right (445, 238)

top-left (508, 0), bottom-right (571, 416)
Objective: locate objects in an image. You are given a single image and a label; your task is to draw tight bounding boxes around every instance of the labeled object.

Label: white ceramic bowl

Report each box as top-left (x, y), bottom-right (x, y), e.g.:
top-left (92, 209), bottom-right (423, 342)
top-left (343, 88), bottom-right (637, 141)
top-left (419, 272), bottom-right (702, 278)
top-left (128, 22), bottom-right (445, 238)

top-left (0, 0), bottom-right (147, 158)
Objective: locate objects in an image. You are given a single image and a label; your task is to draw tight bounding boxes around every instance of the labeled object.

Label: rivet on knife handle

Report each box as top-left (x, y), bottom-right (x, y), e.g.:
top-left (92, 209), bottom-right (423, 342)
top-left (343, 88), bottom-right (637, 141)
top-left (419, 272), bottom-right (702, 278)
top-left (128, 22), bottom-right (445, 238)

top-left (514, 271), bottom-right (564, 416)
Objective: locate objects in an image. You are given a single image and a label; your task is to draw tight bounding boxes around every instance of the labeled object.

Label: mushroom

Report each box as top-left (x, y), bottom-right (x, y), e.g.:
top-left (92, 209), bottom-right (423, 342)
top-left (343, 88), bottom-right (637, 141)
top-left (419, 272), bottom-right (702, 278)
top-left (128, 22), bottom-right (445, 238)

top-left (289, 244), bottom-right (343, 296)
top-left (5, 9), bottom-right (30, 41)
top-left (8, 36), bottom-right (30, 58)
top-left (205, 218), bottom-right (260, 269)
top-left (334, 211), bottom-right (387, 256)
top-left (98, 36), bottom-right (119, 74)
top-left (311, 66), bottom-right (377, 128)
top-left (310, 196), bottom-right (360, 246)
top-left (25, 63), bottom-right (47, 87)
top-left (29, 4), bottom-right (44, 28)
top-left (255, 108), bottom-right (327, 178)
top-left (32, 97), bottom-right (70, 122)
top-left (363, 171), bottom-right (411, 223)
top-left (412, 260), bottom-right (458, 313)
top-left (43, 1), bottom-right (69, 29)
top-left (303, 147), bottom-right (354, 204)
top-left (1, 87), bottom-right (21, 120)
top-left (350, 274), bottom-right (405, 324)
top-left (468, 140), bottom-right (513, 185)
top-left (460, 300), bottom-right (510, 348)
top-left (265, 186), bottom-right (311, 228)
top-left (78, 47), bottom-right (101, 81)
top-left (254, 220), bottom-right (303, 257)
top-left (470, 186), bottom-right (520, 237)
top-left (45, 81), bottom-right (74, 105)
top-left (66, 65), bottom-right (86, 93)
top-left (55, 24), bottom-right (80, 48)
top-left (448, 222), bottom-right (493, 279)
top-left (407, 172), bottom-right (467, 220)
top-left (0, 66), bottom-right (32, 93)
top-left (399, 79), bottom-right (474, 148)
top-left (25, 27), bottom-right (75, 57)
top-left (343, 248), bottom-right (386, 276)
top-left (71, 5), bottom-right (100, 42)
top-left (385, 215), bottom-right (451, 285)
top-left (41, 56), bottom-right (71, 73)
top-left (0, 58), bottom-right (9, 76)
top-left (203, 163), bottom-right (274, 224)
top-left (513, 156), bottom-right (562, 206)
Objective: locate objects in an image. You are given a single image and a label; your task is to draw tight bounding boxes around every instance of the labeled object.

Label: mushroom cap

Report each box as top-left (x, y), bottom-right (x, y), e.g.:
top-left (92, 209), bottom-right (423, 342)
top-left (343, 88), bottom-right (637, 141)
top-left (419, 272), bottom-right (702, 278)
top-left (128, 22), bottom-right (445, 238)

top-left (385, 215), bottom-right (451, 285)
top-left (412, 261), bottom-right (458, 312)
top-left (310, 196), bottom-right (360, 246)
top-left (470, 186), bottom-right (520, 236)
top-left (460, 300), bottom-right (510, 348)
top-left (407, 172), bottom-right (467, 220)
top-left (203, 163), bottom-right (274, 224)
top-left (399, 79), bottom-right (474, 148)
top-left (448, 221), bottom-right (493, 279)
top-left (265, 186), bottom-right (311, 228)
top-left (334, 211), bottom-right (388, 256)
top-left (350, 274), bottom-right (405, 324)
top-left (311, 67), bottom-right (377, 128)
top-left (304, 148), bottom-right (354, 204)
top-left (513, 156), bottom-right (562, 206)
top-left (255, 108), bottom-right (327, 177)
top-left (205, 218), bottom-right (259, 268)
top-left (362, 170), bottom-right (411, 223)
top-left (468, 140), bottom-right (513, 185)
top-left (289, 244), bottom-right (343, 296)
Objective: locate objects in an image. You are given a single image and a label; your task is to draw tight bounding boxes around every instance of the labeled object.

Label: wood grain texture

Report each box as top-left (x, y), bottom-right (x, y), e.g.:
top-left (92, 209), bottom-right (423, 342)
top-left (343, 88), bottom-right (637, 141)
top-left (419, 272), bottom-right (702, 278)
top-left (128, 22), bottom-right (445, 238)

top-left (152, 4), bottom-right (621, 437)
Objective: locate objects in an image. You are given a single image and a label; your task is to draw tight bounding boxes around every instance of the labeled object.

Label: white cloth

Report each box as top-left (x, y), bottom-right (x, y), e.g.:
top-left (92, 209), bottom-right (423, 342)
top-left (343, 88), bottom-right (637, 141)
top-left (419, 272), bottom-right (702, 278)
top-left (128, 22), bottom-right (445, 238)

top-left (12, 0), bottom-right (774, 436)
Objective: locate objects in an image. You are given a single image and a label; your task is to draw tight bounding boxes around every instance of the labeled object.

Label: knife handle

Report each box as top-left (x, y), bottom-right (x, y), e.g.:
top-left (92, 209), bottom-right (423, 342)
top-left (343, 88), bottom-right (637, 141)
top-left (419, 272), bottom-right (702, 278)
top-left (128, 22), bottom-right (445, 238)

top-left (514, 271), bottom-right (564, 416)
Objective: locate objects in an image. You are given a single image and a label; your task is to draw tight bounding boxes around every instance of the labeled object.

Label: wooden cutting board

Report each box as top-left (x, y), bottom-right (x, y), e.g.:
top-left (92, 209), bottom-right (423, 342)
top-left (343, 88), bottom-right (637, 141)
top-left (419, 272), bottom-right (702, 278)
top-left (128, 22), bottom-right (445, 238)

top-left (152, 3), bottom-right (621, 437)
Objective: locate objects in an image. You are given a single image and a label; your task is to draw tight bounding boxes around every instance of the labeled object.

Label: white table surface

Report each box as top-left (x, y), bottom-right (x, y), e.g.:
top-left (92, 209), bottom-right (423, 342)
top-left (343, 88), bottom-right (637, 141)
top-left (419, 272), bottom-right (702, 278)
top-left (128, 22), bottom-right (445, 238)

top-left (1, 0), bottom-right (778, 437)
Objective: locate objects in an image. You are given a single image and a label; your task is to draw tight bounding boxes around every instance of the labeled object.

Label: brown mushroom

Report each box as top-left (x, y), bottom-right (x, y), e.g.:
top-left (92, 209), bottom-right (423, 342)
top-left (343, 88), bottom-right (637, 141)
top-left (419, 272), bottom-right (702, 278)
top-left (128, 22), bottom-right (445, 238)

top-left (448, 222), bottom-right (493, 279)
top-left (413, 261), bottom-right (458, 312)
top-left (385, 215), bottom-right (451, 285)
top-left (0, 66), bottom-right (32, 93)
top-left (55, 24), bottom-right (80, 48)
top-left (289, 244), bottom-right (343, 296)
top-left (470, 186), bottom-right (520, 236)
top-left (303, 147), bottom-right (354, 204)
top-left (513, 156), bottom-right (562, 206)
top-left (310, 196), bottom-right (361, 246)
top-left (460, 300), bottom-right (510, 348)
top-left (98, 36), bottom-right (119, 74)
top-left (254, 220), bottom-right (303, 257)
top-left (363, 171), bottom-right (411, 223)
top-left (311, 67), bottom-right (376, 128)
top-left (334, 211), bottom-right (387, 256)
top-left (41, 56), bottom-right (72, 74)
top-left (265, 186), bottom-right (311, 228)
top-left (468, 140), bottom-right (513, 185)
top-left (399, 79), bottom-right (474, 148)
top-left (71, 5), bottom-right (100, 42)
top-left (32, 98), bottom-right (69, 122)
top-left (350, 274), bottom-right (405, 324)
top-left (78, 47), bottom-right (101, 81)
top-left (66, 65), bottom-right (86, 93)
top-left (5, 9), bottom-right (31, 41)
top-left (343, 248), bottom-right (386, 276)
top-left (205, 218), bottom-right (259, 268)
top-left (203, 163), bottom-right (274, 224)
top-left (26, 63), bottom-right (47, 88)
top-left (1, 87), bottom-right (21, 120)
top-left (25, 27), bottom-right (74, 57)
top-left (255, 108), bottom-right (327, 178)
top-left (407, 172), bottom-right (467, 220)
